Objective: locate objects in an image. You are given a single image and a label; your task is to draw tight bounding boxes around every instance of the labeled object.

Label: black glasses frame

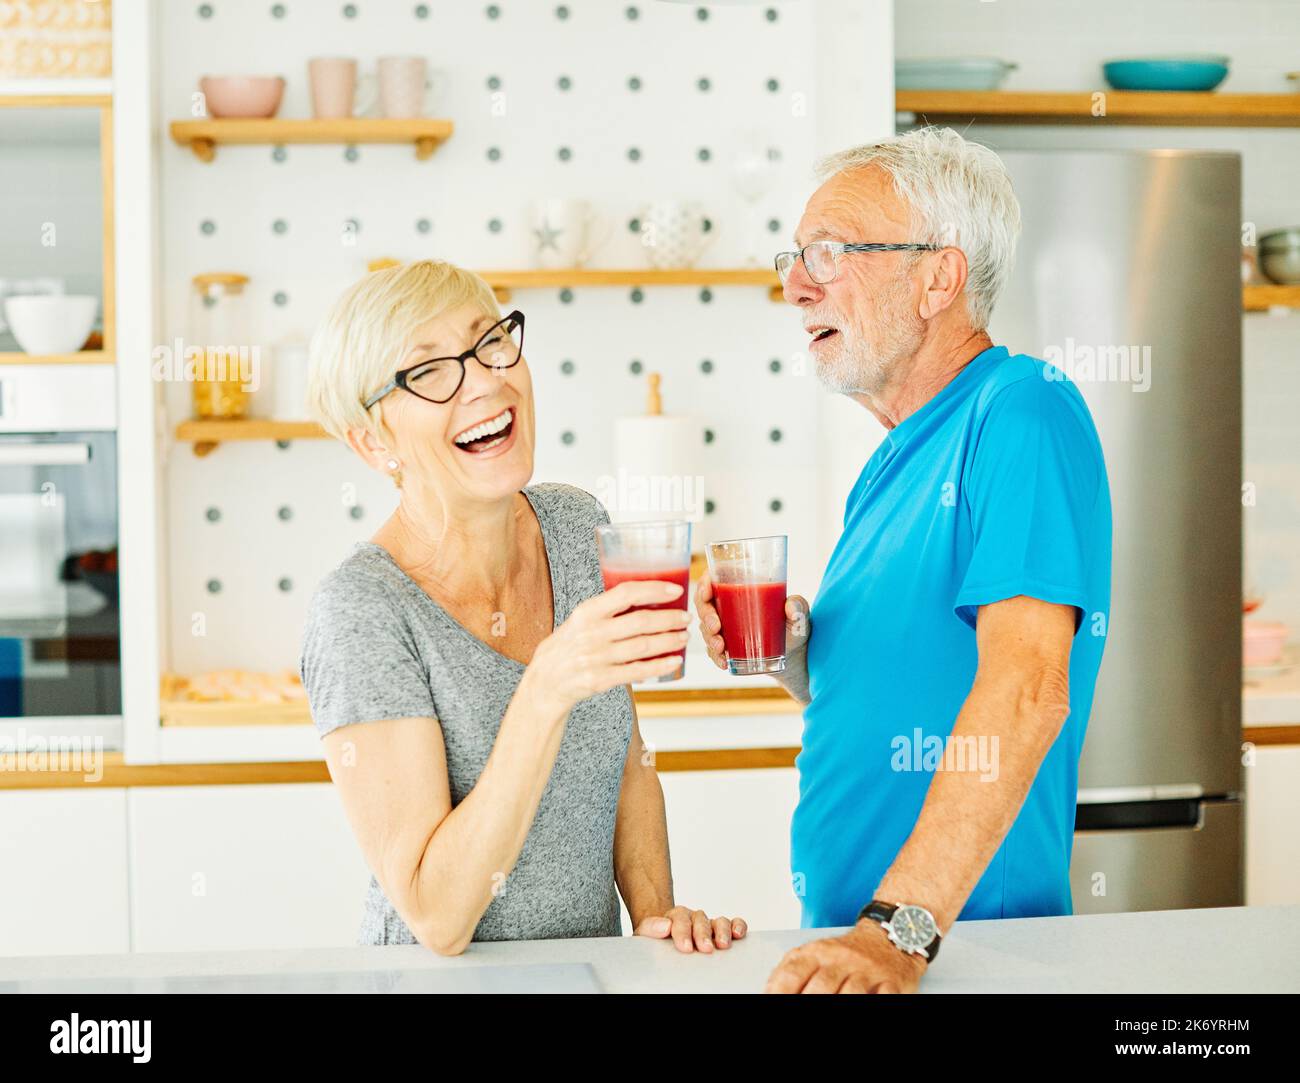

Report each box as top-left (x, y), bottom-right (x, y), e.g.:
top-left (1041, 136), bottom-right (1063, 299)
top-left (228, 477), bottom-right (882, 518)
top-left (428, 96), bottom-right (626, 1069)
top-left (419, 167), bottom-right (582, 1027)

top-left (363, 310), bottom-right (526, 408)
top-left (774, 242), bottom-right (942, 285)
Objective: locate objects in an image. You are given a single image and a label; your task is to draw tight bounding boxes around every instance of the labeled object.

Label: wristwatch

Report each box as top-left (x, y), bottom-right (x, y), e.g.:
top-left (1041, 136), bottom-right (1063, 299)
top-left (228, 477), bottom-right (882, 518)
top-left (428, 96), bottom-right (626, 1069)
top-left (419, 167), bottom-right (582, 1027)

top-left (857, 899), bottom-right (942, 963)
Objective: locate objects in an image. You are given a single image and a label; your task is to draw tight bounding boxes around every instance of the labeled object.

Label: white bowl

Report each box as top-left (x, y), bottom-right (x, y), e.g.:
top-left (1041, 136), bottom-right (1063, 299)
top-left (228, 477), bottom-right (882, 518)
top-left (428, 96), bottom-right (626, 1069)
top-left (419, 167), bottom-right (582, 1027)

top-left (2, 295), bottom-right (99, 355)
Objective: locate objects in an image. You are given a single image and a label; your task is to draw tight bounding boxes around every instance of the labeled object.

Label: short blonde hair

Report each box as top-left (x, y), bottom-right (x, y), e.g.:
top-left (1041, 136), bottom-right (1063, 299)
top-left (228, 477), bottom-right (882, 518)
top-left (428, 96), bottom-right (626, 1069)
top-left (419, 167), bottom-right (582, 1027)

top-left (307, 259), bottom-right (499, 440)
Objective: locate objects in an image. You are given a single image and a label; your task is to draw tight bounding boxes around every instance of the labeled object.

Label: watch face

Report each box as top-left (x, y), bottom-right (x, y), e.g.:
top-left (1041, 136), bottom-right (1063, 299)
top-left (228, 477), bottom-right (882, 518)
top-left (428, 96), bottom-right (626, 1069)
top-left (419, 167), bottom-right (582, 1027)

top-left (891, 905), bottom-right (937, 950)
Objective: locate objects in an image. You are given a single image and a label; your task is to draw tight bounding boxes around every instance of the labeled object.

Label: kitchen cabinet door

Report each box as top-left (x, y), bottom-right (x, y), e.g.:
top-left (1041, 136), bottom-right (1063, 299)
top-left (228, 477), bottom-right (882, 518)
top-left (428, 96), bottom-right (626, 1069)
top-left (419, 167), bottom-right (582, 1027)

top-left (128, 783), bottom-right (371, 953)
top-left (1245, 745), bottom-right (1300, 906)
top-left (0, 789), bottom-right (129, 956)
top-left (638, 768), bottom-right (802, 933)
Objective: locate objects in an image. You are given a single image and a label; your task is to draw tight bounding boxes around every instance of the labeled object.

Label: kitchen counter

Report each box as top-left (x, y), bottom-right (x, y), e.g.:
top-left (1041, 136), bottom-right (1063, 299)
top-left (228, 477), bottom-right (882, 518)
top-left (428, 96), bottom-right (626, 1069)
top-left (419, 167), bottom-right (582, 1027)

top-left (3, 905), bottom-right (1296, 994)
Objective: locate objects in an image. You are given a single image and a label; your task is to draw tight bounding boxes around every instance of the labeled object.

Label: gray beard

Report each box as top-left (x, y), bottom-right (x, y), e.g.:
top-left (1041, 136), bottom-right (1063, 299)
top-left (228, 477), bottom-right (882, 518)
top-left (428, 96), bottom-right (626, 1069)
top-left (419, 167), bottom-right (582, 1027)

top-left (815, 341), bottom-right (889, 396)
top-left (814, 294), bottom-right (924, 397)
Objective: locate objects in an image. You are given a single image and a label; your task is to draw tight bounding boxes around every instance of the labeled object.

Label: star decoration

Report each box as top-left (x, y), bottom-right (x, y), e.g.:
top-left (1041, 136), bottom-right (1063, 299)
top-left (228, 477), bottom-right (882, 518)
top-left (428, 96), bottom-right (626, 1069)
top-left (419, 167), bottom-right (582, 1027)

top-left (534, 219), bottom-right (565, 252)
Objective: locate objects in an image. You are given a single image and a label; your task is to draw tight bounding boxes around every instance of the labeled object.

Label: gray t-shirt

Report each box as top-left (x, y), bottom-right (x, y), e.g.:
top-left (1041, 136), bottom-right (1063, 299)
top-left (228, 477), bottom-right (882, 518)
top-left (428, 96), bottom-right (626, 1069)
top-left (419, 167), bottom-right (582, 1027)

top-left (300, 482), bottom-right (633, 945)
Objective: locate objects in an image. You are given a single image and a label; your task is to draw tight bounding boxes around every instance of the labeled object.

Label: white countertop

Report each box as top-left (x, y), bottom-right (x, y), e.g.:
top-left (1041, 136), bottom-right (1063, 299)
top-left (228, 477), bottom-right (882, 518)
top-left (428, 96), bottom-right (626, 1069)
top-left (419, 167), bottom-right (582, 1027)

top-left (3, 905), bottom-right (1296, 994)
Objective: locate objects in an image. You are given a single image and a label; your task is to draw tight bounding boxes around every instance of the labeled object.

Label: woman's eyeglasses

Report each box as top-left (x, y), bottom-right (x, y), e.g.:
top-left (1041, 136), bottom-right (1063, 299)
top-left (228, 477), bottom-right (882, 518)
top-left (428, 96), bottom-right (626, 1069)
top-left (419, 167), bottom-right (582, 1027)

top-left (364, 310), bottom-right (525, 408)
top-left (774, 241), bottom-right (941, 286)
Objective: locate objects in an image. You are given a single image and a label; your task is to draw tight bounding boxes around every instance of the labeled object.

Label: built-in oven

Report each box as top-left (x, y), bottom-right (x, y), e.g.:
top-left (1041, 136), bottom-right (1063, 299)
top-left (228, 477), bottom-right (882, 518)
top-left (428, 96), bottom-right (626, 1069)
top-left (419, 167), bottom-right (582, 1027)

top-left (0, 365), bottom-right (119, 742)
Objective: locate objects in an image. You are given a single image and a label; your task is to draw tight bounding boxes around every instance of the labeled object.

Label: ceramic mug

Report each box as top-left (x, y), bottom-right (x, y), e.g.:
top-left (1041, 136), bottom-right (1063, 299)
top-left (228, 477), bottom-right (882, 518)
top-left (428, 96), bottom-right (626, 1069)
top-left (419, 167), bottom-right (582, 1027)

top-left (531, 199), bottom-right (611, 269)
top-left (639, 201), bottom-right (716, 269)
top-left (377, 56), bottom-right (445, 118)
top-left (308, 57), bottom-right (377, 118)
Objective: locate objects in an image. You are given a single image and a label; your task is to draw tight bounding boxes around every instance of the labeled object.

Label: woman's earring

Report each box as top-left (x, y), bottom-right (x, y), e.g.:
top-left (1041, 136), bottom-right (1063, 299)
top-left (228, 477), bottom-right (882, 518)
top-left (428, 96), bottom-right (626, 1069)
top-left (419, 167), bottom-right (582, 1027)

top-left (386, 458), bottom-right (400, 472)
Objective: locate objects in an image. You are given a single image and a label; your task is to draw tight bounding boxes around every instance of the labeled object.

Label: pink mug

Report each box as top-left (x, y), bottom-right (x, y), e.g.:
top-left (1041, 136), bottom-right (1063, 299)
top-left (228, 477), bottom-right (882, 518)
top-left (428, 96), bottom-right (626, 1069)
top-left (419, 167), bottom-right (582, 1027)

top-left (308, 57), bottom-right (375, 119)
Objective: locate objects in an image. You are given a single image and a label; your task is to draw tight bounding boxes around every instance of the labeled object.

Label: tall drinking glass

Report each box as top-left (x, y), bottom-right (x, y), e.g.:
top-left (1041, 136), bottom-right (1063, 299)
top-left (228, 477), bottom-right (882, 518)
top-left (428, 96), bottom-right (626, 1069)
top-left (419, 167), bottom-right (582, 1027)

top-left (706, 535), bottom-right (788, 676)
top-left (595, 520), bottom-right (693, 683)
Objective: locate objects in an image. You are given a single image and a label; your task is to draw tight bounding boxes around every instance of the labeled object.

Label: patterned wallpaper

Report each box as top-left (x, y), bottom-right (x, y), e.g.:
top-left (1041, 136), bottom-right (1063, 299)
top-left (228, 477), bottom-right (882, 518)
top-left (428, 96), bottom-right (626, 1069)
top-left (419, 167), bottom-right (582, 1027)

top-left (158, 0), bottom-right (830, 674)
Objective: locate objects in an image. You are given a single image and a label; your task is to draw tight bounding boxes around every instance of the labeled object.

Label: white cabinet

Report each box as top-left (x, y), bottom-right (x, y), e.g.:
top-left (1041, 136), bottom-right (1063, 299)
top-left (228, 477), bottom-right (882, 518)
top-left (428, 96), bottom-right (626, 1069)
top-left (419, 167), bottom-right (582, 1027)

top-left (629, 768), bottom-right (801, 933)
top-left (1245, 745), bottom-right (1300, 906)
top-left (0, 789), bottom-right (130, 957)
top-left (127, 783), bottom-right (371, 952)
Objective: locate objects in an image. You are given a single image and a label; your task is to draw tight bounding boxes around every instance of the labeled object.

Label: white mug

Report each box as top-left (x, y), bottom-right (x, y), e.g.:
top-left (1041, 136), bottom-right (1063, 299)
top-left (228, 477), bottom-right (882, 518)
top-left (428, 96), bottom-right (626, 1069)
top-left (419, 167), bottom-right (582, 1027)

top-left (531, 199), bottom-right (610, 269)
top-left (377, 56), bottom-right (445, 118)
top-left (639, 201), bottom-right (716, 269)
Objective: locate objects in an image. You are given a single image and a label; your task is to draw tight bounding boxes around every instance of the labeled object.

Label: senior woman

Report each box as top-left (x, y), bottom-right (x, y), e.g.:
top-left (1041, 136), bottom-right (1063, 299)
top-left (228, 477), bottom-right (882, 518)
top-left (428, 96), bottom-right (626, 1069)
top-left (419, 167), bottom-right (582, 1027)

top-left (300, 259), bottom-right (745, 956)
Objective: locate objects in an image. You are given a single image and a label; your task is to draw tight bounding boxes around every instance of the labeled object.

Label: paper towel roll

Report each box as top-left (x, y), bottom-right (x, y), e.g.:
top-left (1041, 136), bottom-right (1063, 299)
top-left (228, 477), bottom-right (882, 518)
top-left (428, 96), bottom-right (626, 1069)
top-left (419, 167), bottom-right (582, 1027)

top-left (613, 414), bottom-right (701, 521)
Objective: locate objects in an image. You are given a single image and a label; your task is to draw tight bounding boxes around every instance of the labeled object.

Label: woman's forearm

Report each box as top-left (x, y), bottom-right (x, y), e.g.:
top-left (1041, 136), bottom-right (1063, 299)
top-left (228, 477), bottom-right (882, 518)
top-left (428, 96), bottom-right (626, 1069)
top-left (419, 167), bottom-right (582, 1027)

top-left (407, 670), bottom-right (570, 953)
top-left (613, 756), bottom-right (675, 926)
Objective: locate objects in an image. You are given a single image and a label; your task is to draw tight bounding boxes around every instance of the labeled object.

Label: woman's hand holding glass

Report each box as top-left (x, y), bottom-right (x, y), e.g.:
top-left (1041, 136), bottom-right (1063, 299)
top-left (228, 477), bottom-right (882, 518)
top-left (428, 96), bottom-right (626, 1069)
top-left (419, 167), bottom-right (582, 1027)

top-left (524, 580), bottom-right (689, 713)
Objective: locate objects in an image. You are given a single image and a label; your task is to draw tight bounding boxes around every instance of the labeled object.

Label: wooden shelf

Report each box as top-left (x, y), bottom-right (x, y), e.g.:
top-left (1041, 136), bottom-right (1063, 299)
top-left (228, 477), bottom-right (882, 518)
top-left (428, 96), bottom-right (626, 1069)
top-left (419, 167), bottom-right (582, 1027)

top-left (477, 268), bottom-right (784, 303)
top-left (0, 349), bottom-right (112, 365)
top-left (897, 90), bottom-right (1300, 127)
top-left (1243, 284), bottom-right (1300, 312)
top-left (170, 283), bottom-right (1289, 455)
top-left (0, 747), bottom-right (804, 788)
top-left (159, 675), bottom-right (798, 728)
top-left (0, 90), bottom-right (112, 109)
top-left (175, 418), bottom-right (327, 457)
top-left (636, 686), bottom-right (801, 718)
top-left (169, 117), bottom-right (454, 162)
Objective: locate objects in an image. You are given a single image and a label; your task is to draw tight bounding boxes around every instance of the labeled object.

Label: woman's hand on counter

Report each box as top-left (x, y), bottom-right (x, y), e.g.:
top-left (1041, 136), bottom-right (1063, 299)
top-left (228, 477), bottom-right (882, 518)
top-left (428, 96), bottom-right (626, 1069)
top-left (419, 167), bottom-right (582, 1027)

top-left (524, 580), bottom-right (689, 713)
top-left (634, 906), bottom-right (748, 954)
top-left (694, 575), bottom-right (812, 706)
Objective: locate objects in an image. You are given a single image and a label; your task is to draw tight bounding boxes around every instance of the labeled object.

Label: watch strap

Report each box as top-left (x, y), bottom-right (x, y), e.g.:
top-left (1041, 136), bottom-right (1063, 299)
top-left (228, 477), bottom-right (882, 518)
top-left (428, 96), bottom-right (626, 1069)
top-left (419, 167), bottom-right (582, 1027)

top-left (859, 900), bottom-right (898, 925)
top-left (856, 898), bottom-right (941, 963)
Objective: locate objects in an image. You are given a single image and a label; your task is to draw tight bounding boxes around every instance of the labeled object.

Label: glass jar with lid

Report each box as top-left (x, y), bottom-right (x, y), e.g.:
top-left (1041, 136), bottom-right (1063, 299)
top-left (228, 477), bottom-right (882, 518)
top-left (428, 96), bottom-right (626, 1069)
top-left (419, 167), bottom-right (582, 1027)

top-left (190, 272), bottom-right (253, 419)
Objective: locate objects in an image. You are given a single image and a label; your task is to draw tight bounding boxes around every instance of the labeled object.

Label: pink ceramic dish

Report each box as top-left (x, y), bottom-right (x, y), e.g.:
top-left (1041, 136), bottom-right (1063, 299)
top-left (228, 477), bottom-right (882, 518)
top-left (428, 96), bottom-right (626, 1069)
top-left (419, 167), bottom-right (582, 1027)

top-left (199, 76), bottom-right (286, 118)
top-left (1243, 620), bottom-right (1289, 667)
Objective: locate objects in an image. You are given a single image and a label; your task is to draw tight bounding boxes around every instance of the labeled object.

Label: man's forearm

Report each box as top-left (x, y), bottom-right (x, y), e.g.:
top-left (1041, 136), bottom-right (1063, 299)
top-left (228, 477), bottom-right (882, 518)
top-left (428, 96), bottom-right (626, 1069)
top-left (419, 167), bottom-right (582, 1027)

top-left (874, 665), bottom-right (1070, 932)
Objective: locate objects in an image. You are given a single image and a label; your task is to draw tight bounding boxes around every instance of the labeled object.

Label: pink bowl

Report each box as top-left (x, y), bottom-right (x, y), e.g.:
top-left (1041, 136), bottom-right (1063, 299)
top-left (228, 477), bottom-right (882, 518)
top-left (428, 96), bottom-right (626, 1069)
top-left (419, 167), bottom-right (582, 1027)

top-left (1243, 620), bottom-right (1289, 667)
top-left (199, 76), bottom-right (285, 118)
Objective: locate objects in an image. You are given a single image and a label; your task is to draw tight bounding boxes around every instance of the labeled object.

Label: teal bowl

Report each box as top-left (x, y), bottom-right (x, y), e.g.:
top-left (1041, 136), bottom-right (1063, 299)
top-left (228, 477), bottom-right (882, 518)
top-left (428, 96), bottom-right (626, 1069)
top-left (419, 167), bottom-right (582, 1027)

top-left (1102, 56), bottom-right (1229, 92)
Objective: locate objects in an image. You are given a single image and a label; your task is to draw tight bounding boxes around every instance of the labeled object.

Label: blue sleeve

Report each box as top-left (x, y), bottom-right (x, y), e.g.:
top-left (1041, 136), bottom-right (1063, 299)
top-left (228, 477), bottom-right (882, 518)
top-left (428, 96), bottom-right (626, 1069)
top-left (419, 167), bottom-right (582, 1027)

top-left (953, 375), bottom-right (1101, 632)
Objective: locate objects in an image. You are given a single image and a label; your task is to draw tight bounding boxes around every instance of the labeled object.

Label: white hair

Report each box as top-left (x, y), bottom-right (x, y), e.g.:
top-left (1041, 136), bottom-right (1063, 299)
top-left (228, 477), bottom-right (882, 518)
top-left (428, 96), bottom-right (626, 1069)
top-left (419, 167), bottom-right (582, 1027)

top-left (816, 126), bottom-right (1021, 330)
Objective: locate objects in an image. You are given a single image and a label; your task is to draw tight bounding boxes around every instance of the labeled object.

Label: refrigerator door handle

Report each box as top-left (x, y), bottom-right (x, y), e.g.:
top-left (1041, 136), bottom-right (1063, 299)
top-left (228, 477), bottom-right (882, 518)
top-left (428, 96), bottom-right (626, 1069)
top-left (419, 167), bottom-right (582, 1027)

top-left (0, 442), bottom-right (92, 466)
top-left (1075, 797), bottom-right (1209, 832)
top-left (1076, 783), bottom-right (1204, 804)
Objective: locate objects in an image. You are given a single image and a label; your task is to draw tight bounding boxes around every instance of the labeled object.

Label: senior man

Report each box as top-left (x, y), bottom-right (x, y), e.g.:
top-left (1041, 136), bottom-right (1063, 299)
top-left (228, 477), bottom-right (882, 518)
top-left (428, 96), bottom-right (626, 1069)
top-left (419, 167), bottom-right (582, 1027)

top-left (696, 127), bottom-right (1111, 993)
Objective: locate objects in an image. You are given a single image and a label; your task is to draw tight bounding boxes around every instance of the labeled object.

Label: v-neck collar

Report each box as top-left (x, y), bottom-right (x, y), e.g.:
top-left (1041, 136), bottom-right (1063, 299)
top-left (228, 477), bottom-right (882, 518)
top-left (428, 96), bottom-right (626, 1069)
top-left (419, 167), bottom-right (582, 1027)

top-left (880, 344), bottom-right (1007, 453)
top-left (356, 486), bottom-right (564, 672)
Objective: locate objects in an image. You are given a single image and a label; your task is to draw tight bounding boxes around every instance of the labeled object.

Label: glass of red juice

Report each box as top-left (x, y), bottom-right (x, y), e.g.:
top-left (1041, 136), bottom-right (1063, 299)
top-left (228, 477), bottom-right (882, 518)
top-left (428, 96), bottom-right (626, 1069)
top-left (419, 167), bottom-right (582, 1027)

top-left (595, 519), bottom-right (693, 683)
top-left (705, 535), bottom-right (788, 676)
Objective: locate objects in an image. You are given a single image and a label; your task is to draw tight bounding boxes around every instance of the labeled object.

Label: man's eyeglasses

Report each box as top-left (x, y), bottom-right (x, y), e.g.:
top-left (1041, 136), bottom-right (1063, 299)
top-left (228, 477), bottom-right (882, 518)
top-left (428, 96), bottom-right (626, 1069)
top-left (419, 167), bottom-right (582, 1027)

top-left (774, 241), bottom-right (941, 286)
top-left (363, 311), bottom-right (525, 408)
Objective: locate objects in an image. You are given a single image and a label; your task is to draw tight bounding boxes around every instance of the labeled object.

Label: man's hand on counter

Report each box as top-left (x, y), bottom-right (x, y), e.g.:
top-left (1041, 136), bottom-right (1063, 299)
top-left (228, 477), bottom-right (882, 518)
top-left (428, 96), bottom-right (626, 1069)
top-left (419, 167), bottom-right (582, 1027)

top-left (634, 906), bottom-right (748, 954)
top-left (763, 921), bottom-right (927, 994)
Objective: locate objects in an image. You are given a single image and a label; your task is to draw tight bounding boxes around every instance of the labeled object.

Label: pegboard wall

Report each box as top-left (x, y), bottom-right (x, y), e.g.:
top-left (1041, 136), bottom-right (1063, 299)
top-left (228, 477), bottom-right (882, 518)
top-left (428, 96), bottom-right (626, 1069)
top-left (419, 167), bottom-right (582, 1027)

top-left (159, 0), bottom-right (839, 675)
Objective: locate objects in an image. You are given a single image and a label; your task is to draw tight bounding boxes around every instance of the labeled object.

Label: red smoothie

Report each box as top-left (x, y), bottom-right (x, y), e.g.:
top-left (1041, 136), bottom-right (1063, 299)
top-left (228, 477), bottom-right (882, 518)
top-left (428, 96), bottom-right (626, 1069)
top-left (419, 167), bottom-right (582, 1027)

top-left (713, 580), bottom-right (786, 662)
top-left (600, 564), bottom-right (691, 666)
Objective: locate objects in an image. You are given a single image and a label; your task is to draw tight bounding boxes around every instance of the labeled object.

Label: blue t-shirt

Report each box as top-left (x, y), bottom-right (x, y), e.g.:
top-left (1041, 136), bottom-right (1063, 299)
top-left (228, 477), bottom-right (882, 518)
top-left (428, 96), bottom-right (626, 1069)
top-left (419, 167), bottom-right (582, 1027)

top-left (793, 345), bottom-right (1111, 927)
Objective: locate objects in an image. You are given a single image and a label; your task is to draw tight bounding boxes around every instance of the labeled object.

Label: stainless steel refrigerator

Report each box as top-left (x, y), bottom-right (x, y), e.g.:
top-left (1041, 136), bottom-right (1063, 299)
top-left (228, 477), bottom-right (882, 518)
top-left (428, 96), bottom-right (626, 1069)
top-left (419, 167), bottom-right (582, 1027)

top-left (989, 149), bottom-right (1244, 913)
